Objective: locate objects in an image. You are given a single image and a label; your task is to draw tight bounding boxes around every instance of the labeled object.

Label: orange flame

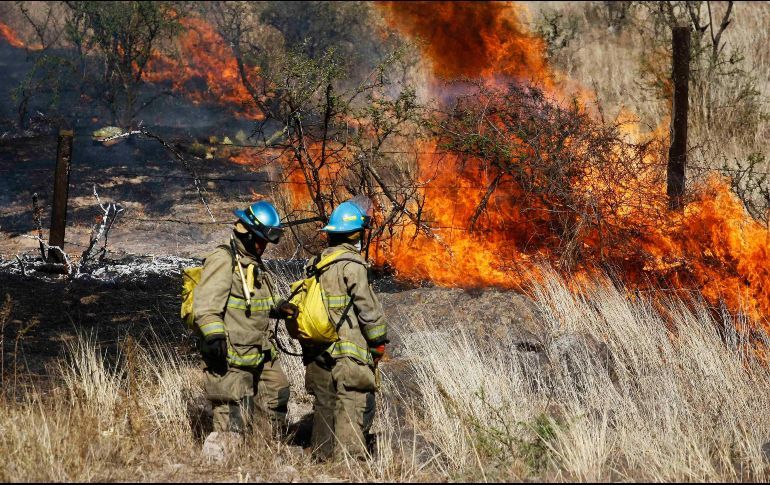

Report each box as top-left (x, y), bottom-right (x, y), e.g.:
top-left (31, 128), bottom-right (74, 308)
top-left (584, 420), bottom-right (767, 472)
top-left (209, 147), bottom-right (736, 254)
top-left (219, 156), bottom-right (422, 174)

top-left (145, 18), bottom-right (263, 120)
top-left (0, 21), bottom-right (27, 49)
top-left (373, 1), bottom-right (770, 328)
top-left (380, 1), bottom-right (550, 85)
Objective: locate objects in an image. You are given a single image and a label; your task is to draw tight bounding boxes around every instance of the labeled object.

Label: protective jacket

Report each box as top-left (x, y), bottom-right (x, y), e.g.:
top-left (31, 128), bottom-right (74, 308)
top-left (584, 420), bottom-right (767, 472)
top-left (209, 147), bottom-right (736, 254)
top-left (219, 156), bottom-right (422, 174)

top-left (194, 236), bottom-right (279, 368)
top-left (307, 243), bottom-right (387, 365)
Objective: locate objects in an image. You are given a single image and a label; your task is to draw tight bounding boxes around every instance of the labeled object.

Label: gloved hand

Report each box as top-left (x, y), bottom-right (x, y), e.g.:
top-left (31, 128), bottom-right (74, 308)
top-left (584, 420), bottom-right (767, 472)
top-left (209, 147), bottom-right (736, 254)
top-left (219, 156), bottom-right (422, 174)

top-left (273, 300), bottom-right (299, 320)
top-left (204, 335), bottom-right (228, 369)
top-left (369, 344), bottom-right (386, 365)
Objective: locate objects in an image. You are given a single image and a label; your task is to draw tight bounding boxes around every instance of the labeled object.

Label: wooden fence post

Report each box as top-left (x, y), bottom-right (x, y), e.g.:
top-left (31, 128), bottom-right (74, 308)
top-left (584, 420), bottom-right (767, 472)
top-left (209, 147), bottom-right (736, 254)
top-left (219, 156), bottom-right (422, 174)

top-left (48, 129), bottom-right (74, 263)
top-left (667, 26), bottom-right (690, 210)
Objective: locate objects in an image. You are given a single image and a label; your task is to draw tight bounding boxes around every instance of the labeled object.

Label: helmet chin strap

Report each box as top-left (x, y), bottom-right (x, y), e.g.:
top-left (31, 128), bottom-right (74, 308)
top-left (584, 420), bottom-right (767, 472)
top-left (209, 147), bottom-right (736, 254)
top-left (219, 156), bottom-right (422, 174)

top-left (230, 234), bottom-right (252, 306)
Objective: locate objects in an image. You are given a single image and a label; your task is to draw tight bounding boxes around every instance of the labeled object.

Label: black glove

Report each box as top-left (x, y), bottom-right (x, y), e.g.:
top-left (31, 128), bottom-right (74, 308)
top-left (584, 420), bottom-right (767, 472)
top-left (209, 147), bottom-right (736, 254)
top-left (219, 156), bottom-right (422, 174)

top-left (270, 300), bottom-right (299, 320)
top-left (203, 335), bottom-right (228, 372)
top-left (279, 301), bottom-right (299, 319)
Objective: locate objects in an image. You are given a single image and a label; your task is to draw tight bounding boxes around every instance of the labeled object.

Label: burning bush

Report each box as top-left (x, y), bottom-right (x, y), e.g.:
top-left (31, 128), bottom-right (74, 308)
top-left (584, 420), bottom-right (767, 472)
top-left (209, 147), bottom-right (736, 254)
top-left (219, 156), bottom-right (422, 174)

top-left (434, 81), bottom-right (664, 269)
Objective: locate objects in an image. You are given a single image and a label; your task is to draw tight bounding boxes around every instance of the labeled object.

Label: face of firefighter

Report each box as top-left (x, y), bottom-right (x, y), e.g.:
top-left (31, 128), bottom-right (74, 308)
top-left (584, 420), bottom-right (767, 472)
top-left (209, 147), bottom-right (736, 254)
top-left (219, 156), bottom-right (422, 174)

top-left (235, 222), bottom-right (269, 257)
top-left (328, 230), bottom-right (363, 252)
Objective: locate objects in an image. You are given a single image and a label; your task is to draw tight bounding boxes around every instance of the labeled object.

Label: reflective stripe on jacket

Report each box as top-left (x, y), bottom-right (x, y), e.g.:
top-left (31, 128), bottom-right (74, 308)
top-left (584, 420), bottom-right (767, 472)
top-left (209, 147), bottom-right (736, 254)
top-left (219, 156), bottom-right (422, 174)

top-left (193, 235), bottom-right (279, 367)
top-left (314, 243), bottom-right (388, 365)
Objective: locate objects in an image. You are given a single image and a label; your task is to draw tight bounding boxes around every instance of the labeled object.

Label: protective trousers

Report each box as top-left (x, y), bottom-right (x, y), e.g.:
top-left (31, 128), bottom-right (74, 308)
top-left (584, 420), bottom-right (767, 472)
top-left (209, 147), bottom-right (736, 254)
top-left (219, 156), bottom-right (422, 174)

top-left (305, 357), bottom-right (377, 460)
top-left (204, 358), bottom-right (290, 437)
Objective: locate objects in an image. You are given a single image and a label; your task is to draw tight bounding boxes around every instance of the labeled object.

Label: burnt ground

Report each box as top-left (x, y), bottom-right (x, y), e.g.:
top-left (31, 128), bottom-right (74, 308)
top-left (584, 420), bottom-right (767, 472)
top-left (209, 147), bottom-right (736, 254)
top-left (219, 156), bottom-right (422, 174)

top-left (0, 130), bottom-right (284, 388)
top-left (0, 38), bottom-right (284, 261)
top-left (0, 266), bottom-right (188, 385)
top-left (0, 133), bottom-right (277, 259)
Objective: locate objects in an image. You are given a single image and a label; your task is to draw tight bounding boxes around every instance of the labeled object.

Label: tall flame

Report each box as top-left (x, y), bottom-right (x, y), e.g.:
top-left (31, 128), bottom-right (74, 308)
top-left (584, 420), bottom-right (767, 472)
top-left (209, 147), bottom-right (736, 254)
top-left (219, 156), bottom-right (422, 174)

top-left (380, 1), bottom-right (550, 84)
top-left (375, 1), bottom-right (770, 327)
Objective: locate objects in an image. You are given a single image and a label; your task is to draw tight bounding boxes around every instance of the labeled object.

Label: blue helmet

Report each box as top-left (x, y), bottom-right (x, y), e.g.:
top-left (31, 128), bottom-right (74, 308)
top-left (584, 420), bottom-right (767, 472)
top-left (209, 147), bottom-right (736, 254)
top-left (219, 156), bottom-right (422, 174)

top-left (233, 200), bottom-right (283, 243)
top-left (321, 200), bottom-right (371, 233)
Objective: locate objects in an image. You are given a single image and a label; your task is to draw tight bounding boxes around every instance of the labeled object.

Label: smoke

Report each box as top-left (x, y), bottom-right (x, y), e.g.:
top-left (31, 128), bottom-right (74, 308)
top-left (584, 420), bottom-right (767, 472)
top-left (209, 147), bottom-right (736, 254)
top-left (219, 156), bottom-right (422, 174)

top-left (378, 1), bottom-right (551, 84)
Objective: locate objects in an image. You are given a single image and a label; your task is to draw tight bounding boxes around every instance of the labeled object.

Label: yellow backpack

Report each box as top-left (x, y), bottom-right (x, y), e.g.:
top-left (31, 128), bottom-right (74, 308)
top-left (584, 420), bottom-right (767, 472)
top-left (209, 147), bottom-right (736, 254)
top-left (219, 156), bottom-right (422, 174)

top-left (180, 244), bottom-right (234, 332)
top-left (287, 250), bottom-right (365, 344)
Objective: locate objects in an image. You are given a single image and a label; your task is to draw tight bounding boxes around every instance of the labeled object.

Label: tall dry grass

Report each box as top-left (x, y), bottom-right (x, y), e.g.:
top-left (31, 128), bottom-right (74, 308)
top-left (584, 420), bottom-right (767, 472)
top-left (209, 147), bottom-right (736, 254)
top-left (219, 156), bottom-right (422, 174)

top-left (1, 270), bottom-right (769, 481)
top-left (397, 269), bottom-right (770, 481)
top-left (526, 1), bottom-right (770, 168)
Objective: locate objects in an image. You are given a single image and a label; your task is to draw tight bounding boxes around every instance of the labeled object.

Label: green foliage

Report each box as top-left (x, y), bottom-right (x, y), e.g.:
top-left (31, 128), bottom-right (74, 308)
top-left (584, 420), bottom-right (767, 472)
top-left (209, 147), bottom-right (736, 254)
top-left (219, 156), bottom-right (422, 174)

top-left (259, 1), bottom-right (395, 76)
top-left (441, 385), bottom-right (563, 477)
top-left (519, 413), bottom-right (558, 474)
top-left (11, 54), bottom-right (67, 129)
top-left (63, 1), bottom-right (184, 125)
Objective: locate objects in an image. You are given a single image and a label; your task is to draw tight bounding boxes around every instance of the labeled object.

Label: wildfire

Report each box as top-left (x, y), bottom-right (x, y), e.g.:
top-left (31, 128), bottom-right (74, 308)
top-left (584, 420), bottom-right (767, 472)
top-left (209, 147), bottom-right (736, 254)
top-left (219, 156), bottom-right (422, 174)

top-left (145, 18), bottom-right (263, 120)
top-left (370, 1), bottom-right (770, 327)
top-left (7, 3), bottom-right (762, 325)
top-left (0, 22), bottom-right (24, 49)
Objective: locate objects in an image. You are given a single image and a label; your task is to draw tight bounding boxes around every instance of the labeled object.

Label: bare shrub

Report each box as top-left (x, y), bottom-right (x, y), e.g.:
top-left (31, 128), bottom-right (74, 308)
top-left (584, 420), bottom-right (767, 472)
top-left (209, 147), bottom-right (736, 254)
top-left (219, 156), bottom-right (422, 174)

top-left (719, 152), bottom-right (770, 226)
top-left (436, 81), bottom-right (665, 269)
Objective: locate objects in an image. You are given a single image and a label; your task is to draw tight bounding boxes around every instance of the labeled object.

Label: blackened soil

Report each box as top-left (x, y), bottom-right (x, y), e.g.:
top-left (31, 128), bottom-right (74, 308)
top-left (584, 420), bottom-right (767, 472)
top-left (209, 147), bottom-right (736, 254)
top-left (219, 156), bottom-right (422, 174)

top-left (0, 270), bottom-right (194, 383)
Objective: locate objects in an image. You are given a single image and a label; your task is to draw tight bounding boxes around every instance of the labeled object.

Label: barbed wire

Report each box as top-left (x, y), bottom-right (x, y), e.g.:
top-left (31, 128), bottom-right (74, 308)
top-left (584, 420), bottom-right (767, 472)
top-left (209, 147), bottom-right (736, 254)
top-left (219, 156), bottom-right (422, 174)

top-left (2, 131), bottom-right (766, 235)
top-left (4, 157), bottom-right (765, 177)
top-left (120, 215), bottom-right (227, 225)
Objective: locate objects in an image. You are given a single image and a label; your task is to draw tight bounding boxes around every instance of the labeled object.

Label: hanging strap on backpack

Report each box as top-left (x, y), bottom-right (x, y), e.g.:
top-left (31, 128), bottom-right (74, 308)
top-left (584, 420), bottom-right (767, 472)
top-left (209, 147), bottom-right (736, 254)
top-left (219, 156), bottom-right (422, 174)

top-left (322, 255), bottom-right (367, 331)
top-left (335, 296), bottom-right (356, 331)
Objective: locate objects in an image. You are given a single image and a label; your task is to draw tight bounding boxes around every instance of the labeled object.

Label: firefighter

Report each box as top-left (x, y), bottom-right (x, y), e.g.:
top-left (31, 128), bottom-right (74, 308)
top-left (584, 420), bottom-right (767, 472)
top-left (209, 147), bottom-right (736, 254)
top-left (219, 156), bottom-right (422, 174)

top-left (303, 199), bottom-right (389, 460)
top-left (194, 200), bottom-right (294, 438)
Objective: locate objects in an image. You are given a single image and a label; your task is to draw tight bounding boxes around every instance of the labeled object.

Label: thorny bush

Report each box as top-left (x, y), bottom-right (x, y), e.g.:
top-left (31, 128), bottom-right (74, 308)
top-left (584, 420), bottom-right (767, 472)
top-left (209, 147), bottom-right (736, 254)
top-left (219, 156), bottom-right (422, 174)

top-left (436, 81), bottom-right (666, 269)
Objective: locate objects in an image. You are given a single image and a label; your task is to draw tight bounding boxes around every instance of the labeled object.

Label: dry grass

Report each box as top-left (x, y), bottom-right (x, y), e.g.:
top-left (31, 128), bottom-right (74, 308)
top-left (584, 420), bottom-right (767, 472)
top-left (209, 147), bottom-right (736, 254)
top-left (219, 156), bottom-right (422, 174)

top-left (526, 1), bottom-right (770, 168)
top-left (1, 269), bottom-right (769, 481)
top-left (398, 269), bottom-right (770, 481)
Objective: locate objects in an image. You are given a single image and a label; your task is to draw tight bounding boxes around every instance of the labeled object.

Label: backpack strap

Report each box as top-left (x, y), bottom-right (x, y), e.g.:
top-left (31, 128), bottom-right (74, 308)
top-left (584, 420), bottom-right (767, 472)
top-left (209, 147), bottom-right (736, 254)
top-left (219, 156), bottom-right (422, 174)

top-left (335, 296), bottom-right (357, 332)
top-left (311, 251), bottom-right (368, 331)
top-left (308, 250), bottom-right (348, 275)
top-left (210, 243), bottom-right (237, 320)
top-left (314, 254), bottom-right (367, 273)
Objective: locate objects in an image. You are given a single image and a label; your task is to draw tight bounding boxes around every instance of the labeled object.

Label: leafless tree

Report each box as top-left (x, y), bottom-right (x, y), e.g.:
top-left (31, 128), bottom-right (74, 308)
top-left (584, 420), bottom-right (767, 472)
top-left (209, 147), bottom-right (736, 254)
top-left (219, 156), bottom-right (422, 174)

top-left (205, 1), bottom-right (432, 256)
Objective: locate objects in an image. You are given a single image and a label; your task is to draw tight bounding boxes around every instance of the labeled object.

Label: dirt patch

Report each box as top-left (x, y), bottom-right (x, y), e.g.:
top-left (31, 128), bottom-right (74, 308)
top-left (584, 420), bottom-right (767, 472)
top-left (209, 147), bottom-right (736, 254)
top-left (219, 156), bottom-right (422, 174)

top-left (380, 286), bottom-right (547, 357)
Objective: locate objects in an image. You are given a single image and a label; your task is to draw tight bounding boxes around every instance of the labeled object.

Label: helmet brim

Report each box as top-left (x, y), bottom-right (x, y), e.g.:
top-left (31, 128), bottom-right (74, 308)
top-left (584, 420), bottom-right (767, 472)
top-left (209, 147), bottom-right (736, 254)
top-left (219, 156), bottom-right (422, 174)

top-left (321, 225), bottom-right (364, 234)
top-left (233, 209), bottom-right (283, 243)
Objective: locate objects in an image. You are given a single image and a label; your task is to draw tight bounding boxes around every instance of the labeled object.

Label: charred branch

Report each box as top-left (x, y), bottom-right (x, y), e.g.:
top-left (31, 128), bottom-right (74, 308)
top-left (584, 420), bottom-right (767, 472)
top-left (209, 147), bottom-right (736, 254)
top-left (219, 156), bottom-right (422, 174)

top-left (79, 186), bottom-right (124, 272)
top-left (31, 193), bottom-right (46, 260)
top-left (469, 172), bottom-right (504, 232)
